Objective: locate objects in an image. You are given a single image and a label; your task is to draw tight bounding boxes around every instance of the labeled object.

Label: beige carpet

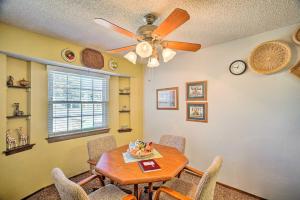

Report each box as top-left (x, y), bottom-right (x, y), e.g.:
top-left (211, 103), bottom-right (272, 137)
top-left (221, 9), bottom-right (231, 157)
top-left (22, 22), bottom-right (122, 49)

top-left (25, 171), bottom-right (262, 200)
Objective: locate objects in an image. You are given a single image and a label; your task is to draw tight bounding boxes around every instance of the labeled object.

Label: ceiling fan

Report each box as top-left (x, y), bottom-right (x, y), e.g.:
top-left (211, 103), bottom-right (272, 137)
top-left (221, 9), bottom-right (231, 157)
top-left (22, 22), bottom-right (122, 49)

top-left (94, 8), bottom-right (201, 67)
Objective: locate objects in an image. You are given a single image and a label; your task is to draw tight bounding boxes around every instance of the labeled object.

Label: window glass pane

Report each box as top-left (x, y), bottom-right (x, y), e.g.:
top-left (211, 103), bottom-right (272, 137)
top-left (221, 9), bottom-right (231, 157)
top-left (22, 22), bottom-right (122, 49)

top-left (94, 104), bottom-right (103, 115)
top-left (68, 75), bottom-right (80, 89)
top-left (81, 89), bottom-right (93, 101)
top-left (53, 118), bottom-right (67, 133)
top-left (81, 77), bottom-right (92, 89)
top-left (48, 70), bottom-right (109, 136)
top-left (93, 79), bottom-right (102, 90)
top-left (82, 116), bottom-right (93, 129)
top-left (53, 73), bottom-right (67, 88)
top-left (68, 117), bottom-right (81, 131)
top-left (93, 90), bottom-right (103, 101)
top-left (53, 103), bottom-right (67, 117)
top-left (82, 104), bottom-right (93, 116)
top-left (68, 89), bottom-right (80, 101)
top-left (68, 103), bottom-right (81, 117)
top-left (53, 88), bottom-right (67, 101)
top-left (94, 115), bottom-right (103, 127)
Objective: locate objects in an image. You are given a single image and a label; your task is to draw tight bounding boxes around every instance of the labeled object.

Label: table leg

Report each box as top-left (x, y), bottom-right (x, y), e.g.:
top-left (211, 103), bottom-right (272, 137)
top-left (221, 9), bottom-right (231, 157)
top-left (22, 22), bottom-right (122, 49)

top-left (134, 184), bottom-right (139, 200)
top-left (148, 182), bottom-right (153, 200)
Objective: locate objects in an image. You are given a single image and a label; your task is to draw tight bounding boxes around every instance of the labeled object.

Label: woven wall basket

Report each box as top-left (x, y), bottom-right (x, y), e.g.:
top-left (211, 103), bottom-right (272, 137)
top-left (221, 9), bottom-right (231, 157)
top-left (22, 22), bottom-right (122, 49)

top-left (292, 28), bottom-right (300, 45)
top-left (248, 41), bottom-right (291, 74)
top-left (289, 60), bottom-right (300, 78)
top-left (81, 48), bottom-right (104, 69)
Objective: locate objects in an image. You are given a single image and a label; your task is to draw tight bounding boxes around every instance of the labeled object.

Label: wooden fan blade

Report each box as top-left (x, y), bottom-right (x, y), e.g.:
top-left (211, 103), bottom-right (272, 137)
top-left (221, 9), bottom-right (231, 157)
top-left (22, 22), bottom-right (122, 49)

top-left (152, 8), bottom-right (190, 38)
top-left (162, 41), bottom-right (201, 52)
top-left (106, 45), bottom-right (136, 53)
top-left (94, 18), bottom-right (137, 39)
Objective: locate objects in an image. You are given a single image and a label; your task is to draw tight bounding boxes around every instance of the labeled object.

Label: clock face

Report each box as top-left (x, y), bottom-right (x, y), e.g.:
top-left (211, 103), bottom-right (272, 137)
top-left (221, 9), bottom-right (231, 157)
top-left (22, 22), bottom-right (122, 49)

top-left (109, 59), bottom-right (118, 71)
top-left (229, 60), bottom-right (247, 75)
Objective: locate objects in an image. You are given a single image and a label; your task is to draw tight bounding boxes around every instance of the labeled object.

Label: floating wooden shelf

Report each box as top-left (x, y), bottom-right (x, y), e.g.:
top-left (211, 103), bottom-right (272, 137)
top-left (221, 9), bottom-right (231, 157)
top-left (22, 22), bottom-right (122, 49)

top-left (7, 115), bottom-right (31, 119)
top-left (3, 144), bottom-right (35, 156)
top-left (119, 110), bottom-right (130, 113)
top-left (7, 85), bottom-right (31, 89)
top-left (119, 93), bottom-right (130, 95)
top-left (118, 128), bottom-right (132, 133)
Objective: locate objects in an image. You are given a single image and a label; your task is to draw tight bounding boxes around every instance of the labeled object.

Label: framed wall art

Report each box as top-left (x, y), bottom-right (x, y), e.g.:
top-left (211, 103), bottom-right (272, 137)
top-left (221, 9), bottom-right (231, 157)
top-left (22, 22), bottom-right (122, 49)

top-left (186, 81), bottom-right (207, 101)
top-left (156, 87), bottom-right (179, 110)
top-left (186, 102), bottom-right (208, 122)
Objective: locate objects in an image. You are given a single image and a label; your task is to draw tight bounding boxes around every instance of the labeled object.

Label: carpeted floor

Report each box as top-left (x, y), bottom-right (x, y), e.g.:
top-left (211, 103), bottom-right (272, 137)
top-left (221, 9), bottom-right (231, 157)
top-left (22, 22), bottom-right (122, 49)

top-left (25, 171), bottom-right (262, 200)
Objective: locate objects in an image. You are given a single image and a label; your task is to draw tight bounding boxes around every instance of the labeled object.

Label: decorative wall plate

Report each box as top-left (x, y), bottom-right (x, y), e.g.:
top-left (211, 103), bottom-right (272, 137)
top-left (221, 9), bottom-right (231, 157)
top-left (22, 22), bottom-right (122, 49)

top-left (292, 27), bottom-right (300, 45)
top-left (289, 60), bottom-right (300, 78)
top-left (108, 59), bottom-right (118, 71)
top-left (249, 41), bottom-right (291, 74)
top-left (61, 48), bottom-right (76, 62)
top-left (81, 48), bottom-right (104, 69)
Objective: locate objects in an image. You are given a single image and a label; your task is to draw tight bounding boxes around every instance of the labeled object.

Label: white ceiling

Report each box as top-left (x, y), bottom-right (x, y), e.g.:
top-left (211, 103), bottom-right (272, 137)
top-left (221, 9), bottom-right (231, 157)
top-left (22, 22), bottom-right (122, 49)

top-left (0, 0), bottom-right (300, 52)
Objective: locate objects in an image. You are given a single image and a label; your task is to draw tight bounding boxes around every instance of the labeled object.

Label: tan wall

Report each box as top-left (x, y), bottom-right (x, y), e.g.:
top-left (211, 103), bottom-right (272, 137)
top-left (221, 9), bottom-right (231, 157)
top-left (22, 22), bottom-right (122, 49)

top-left (0, 23), bottom-right (144, 200)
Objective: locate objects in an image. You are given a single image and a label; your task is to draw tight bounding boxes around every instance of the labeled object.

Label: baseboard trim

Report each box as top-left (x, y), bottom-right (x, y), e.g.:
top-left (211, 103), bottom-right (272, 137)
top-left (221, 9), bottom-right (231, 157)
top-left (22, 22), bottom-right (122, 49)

top-left (22, 170), bottom-right (267, 200)
top-left (217, 182), bottom-right (267, 200)
top-left (21, 170), bottom-right (90, 200)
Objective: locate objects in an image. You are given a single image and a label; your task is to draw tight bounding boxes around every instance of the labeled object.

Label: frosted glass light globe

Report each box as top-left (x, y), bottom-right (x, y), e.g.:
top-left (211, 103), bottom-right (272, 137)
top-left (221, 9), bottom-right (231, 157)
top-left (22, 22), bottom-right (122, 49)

top-left (124, 51), bottom-right (137, 64)
top-left (136, 41), bottom-right (153, 58)
top-left (162, 48), bottom-right (176, 62)
top-left (147, 57), bottom-right (160, 68)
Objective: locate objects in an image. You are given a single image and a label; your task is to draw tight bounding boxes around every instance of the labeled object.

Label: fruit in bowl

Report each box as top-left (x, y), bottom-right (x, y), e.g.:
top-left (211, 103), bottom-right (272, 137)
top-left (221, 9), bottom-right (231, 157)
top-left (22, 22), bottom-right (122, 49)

top-left (128, 140), bottom-right (153, 158)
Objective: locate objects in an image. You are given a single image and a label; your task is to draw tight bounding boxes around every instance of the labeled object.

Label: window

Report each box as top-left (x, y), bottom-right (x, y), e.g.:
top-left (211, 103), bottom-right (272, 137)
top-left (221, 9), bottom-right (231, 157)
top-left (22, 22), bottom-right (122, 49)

top-left (48, 66), bottom-right (109, 138)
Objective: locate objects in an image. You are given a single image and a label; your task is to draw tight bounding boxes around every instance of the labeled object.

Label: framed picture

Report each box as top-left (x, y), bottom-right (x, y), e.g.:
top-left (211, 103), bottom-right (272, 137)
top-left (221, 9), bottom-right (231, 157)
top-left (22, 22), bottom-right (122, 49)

top-left (186, 102), bottom-right (208, 122)
top-left (186, 81), bottom-right (207, 101)
top-left (156, 87), bottom-right (179, 110)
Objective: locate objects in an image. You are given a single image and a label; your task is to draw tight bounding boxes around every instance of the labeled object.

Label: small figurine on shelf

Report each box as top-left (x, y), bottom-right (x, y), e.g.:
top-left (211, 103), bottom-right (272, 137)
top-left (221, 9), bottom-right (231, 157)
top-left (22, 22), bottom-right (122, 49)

top-left (13, 103), bottom-right (24, 116)
top-left (18, 78), bottom-right (30, 87)
top-left (16, 127), bottom-right (27, 146)
top-left (7, 75), bottom-right (14, 86)
top-left (6, 129), bottom-right (17, 149)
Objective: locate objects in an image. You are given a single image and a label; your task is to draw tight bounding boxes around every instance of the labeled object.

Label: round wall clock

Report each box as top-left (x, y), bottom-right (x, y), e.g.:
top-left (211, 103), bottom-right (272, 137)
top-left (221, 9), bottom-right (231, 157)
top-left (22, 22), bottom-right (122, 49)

top-left (108, 59), bottom-right (118, 71)
top-left (229, 60), bottom-right (247, 75)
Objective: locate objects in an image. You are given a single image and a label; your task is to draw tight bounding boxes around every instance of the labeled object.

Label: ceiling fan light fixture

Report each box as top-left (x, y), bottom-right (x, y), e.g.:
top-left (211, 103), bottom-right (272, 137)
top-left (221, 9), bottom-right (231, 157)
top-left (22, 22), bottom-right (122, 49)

top-left (124, 51), bottom-right (137, 64)
top-left (136, 41), bottom-right (153, 58)
top-left (162, 48), bottom-right (176, 62)
top-left (147, 56), bottom-right (160, 68)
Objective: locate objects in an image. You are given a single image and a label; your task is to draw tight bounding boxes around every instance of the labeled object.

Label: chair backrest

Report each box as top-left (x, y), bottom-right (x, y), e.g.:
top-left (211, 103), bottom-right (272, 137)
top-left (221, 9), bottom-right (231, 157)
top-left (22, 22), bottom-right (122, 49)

top-left (159, 134), bottom-right (186, 153)
top-left (195, 156), bottom-right (223, 200)
top-left (51, 168), bottom-right (89, 200)
top-left (87, 135), bottom-right (117, 162)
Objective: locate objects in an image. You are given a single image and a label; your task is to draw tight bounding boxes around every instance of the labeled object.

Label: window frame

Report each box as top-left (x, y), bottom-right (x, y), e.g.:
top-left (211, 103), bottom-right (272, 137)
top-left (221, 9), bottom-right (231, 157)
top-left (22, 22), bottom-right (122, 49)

top-left (46, 65), bottom-right (110, 142)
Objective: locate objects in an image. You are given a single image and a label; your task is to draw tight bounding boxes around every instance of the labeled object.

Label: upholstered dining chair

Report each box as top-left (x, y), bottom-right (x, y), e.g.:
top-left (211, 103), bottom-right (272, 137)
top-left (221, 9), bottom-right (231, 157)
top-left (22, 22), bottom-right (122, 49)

top-left (87, 135), bottom-right (117, 171)
top-left (154, 156), bottom-right (223, 200)
top-left (51, 168), bottom-right (136, 200)
top-left (159, 135), bottom-right (186, 153)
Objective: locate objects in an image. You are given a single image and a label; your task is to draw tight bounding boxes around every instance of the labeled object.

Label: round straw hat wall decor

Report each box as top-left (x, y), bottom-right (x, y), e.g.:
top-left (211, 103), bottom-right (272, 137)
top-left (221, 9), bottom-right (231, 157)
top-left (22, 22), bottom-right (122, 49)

top-left (248, 41), bottom-right (292, 74)
top-left (292, 27), bottom-right (300, 45)
top-left (81, 48), bottom-right (104, 69)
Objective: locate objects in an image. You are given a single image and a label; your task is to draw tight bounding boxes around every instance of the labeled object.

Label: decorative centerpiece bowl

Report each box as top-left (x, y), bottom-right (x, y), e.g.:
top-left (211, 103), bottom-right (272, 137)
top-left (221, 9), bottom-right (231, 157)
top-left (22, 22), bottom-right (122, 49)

top-left (128, 140), bottom-right (153, 159)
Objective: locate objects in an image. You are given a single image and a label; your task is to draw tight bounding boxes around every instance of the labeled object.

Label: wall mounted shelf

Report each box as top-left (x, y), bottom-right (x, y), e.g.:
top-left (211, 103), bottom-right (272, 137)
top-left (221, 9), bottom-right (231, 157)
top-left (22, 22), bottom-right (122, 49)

top-left (7, 85), bottom-right (31, 89)
top-left (119, 110), bottom-right (130, 113)
top-left (119, 93), bottom-right (130, 95)
top-left (6, 115), bottom-right (31, 119)
top-left (3, 144), bottom-right (35, 156)
top-left (118, 128), bottom-right (132, 133)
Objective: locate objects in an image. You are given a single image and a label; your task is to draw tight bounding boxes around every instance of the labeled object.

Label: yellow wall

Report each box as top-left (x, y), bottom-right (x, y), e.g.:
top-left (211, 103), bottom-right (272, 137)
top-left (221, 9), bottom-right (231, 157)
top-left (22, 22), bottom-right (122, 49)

top-left (0, 23), bottom-right (144, 200)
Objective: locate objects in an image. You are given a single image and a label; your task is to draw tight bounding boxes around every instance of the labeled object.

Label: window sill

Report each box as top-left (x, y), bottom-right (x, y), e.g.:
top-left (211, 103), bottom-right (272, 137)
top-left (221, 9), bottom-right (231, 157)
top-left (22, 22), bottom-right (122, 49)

top-left (46, 128), bottom-right (110, 143)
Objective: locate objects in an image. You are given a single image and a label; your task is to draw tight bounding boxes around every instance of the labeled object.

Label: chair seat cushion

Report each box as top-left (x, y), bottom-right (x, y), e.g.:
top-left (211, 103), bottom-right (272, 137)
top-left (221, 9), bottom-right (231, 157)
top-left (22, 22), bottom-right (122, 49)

top-left (156, 178), bottom-right (197, 200)
top-left (88, 184), bottom-right (127, 200)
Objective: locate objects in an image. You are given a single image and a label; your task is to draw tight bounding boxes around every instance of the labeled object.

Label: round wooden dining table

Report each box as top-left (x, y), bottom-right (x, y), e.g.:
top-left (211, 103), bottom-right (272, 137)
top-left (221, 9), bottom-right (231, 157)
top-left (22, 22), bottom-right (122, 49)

top-left (95, 143), bottom-right (188, 200)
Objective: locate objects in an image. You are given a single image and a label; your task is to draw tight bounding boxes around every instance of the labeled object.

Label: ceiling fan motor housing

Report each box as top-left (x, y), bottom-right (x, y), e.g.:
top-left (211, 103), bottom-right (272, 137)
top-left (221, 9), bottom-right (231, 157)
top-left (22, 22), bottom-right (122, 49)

top-left (137, 13), bottom-right (158, 41)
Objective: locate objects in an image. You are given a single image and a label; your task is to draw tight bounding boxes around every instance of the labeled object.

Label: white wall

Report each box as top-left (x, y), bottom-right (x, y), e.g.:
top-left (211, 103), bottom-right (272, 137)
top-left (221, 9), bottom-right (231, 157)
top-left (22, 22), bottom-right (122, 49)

top-left (144, 24), bottom-right (300, 200)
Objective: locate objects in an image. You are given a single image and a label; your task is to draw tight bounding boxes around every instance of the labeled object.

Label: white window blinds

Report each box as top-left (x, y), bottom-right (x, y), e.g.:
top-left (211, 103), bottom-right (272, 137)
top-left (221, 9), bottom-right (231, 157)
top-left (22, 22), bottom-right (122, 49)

top-left (48, 66), bottom-right (109, 137)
